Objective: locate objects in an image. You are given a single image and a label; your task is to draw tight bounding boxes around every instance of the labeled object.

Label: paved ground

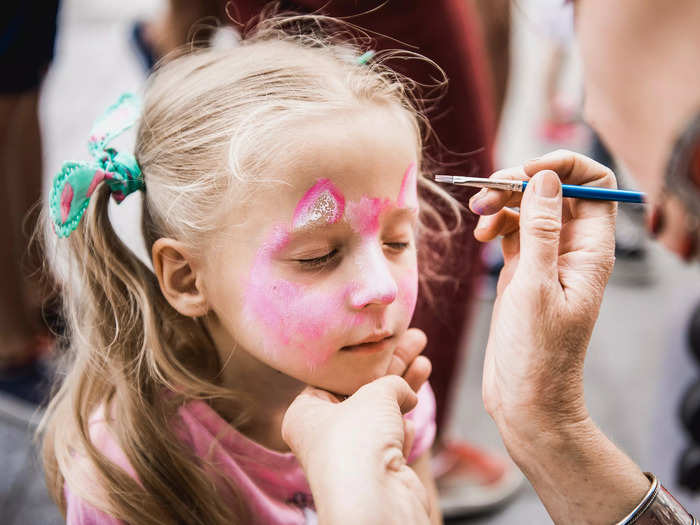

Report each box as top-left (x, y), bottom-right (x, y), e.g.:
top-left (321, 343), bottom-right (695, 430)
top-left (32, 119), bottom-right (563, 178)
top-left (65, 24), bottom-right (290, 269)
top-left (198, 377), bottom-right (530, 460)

top-left (3, 1), bottom-right (700, 523)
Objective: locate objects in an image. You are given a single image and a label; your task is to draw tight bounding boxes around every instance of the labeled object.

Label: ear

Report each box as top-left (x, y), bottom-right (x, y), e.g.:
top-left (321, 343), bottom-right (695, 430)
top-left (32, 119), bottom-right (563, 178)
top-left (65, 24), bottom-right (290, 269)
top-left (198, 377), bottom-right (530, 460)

top-left (152, 238), bottom-right (209, 317)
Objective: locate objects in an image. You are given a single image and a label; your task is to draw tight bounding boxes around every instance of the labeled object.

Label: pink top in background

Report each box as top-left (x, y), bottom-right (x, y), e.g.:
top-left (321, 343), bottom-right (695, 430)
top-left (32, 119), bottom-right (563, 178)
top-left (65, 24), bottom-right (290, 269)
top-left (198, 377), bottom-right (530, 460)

top-left (65, 383), bottom-right (436, 525)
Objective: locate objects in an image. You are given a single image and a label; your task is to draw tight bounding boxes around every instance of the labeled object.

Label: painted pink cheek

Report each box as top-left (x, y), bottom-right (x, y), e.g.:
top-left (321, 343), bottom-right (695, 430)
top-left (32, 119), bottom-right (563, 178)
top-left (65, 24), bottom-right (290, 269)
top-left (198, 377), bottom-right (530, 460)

top-left (243, 227), bottom-right (362, 367)
top-left (399, 270), bottom-right (419, 321)
top-left (397, 162), bottom-right (419, 209)
top-left (245, 274), bottom-right (357, 367)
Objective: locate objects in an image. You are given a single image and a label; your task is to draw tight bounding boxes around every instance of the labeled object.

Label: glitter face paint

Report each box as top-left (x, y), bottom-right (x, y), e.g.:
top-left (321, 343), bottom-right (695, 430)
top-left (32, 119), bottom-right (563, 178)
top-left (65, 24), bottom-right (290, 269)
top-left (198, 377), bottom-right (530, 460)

top-left (345, 197), bottom-right (391, 236)
top-left (292, 178), bottom-right (345, 230)
top-left (243, 162), bottom-right (420, 368)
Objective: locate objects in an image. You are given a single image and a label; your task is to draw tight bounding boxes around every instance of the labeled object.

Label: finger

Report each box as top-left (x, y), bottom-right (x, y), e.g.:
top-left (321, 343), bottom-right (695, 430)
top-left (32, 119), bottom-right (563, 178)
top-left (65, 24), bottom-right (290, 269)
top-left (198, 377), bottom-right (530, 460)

top-left (402, 355), bottom-right (432, 393)
top-left (474, 207), bottom-right (520, 242)
top-left (402, 419), bottom-right (416, 459)
top-left (359, 375), bottom-right (418, 415)
top-left (516, 170), bottom-right (563, 282)
top-left (469, 166), bottom-right (528, 215)
top-left (496, 255), bottom-right (518, 295)
top-left (524, 149), bottom-right (617, 188)
top-left (282, 386), bottom-right (338, 453)
top-left (524, 149), bottom-right (617, 220)
top-left (501, 228), bottom-right (520, 260)
top-left (386, 328), bottom-right (427, 377)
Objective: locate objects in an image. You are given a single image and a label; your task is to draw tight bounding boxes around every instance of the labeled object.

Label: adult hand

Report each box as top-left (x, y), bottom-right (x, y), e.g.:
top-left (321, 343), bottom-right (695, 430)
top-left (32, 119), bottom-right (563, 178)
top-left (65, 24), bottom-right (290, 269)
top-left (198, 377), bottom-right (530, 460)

top-left (470, 150), bottom-right (649, 524)
top-left (470, 150), bottom-right (616, 436)
top-left (282, 328), bottom-right (432, 525)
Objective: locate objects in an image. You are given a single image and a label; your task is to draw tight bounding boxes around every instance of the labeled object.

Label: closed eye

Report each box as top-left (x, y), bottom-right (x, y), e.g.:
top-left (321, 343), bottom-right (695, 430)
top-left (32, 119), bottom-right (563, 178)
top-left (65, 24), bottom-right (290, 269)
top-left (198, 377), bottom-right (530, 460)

top-left (296, 249), bottom-right (339, 269)
top-left (384, 242), bottom-right (410, 252)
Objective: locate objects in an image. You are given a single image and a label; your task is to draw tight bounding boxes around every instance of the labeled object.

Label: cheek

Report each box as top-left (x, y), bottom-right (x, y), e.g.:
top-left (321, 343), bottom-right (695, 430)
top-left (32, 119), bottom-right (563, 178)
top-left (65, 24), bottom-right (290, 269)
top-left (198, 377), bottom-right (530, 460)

top-left (398, 267), bottom-right (419, 322)
top-left (243, 260), bottom-right (362, 368)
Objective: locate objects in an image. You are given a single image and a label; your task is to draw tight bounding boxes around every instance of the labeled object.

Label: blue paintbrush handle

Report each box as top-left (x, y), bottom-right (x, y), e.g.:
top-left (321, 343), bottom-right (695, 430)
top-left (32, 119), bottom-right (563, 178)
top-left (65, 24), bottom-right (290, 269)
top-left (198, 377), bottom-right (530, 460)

top-left (520, 181), bottom-right (645, 203)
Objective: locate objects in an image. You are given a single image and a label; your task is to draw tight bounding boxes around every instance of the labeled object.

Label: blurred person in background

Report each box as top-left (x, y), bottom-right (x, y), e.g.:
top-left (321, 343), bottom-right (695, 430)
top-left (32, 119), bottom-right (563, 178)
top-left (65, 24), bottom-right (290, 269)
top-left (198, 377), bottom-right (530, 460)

top-left (0, 2), bottom-right (62, 405)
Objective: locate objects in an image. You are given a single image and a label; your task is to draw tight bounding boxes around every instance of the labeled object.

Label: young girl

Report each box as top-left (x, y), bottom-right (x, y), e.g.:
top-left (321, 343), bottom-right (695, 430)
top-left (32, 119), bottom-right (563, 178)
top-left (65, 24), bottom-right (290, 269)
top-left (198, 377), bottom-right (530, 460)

top-left (41, 14), bottom-right (460, 525)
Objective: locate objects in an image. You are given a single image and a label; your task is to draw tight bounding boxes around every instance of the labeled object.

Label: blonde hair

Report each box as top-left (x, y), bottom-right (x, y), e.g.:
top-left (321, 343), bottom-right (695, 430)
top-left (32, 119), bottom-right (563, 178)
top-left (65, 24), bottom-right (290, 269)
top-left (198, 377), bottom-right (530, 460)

top-left (39, 11), bottom-right (462, 525)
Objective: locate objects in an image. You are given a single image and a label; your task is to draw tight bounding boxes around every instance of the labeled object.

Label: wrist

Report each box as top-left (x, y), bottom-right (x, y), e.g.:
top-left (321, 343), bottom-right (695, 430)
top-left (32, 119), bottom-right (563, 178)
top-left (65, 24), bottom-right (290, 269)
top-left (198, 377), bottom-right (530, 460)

top-left (496, 413), bottom-right (650, 525)
top-left (499, 411), bottom-right (595, 474)
top-left (491, 396), bottom-right (591, 462)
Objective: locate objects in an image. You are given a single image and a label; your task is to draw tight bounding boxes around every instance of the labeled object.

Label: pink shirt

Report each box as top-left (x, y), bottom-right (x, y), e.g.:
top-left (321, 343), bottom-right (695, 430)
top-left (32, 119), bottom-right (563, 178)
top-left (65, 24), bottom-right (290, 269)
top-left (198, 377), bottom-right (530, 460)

top-left (65, 383), bottom-right (436, 525)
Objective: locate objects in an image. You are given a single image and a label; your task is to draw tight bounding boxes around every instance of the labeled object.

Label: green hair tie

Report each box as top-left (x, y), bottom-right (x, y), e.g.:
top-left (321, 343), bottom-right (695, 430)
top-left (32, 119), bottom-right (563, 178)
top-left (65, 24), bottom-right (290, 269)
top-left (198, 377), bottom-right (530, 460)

top-left (357, 50), bottom-right (375, 65)
top-left (49, 93), bottom-right (144, 238)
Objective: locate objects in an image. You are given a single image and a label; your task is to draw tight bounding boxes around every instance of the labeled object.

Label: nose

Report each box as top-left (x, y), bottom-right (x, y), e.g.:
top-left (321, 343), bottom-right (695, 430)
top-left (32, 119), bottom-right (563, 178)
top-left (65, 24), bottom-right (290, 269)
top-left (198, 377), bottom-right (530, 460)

top-left (348, 244), bottom-right (398, 310)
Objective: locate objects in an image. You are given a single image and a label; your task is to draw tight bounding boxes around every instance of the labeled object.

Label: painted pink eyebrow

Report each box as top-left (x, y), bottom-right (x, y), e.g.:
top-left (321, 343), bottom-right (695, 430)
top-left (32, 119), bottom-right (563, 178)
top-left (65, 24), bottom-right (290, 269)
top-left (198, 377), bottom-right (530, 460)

top-left (288, 203), bottom-right (417, 234)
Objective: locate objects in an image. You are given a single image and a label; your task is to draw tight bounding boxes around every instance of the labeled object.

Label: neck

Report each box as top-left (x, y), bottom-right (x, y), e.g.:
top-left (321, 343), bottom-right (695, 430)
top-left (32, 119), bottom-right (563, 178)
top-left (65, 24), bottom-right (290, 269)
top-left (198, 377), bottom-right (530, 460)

top-left (205, 321), bottom-right (305, 452)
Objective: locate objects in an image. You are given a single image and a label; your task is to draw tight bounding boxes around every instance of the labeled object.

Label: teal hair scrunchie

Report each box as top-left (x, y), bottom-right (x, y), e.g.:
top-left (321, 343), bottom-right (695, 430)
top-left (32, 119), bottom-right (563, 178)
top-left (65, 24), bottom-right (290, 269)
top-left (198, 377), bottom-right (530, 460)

top-left (49, 93), bottom-right (144, 238)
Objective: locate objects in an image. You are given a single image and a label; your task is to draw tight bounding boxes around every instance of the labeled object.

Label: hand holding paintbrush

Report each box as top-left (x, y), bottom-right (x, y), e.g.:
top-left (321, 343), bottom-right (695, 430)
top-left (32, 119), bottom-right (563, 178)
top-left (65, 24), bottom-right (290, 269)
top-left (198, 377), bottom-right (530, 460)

top-left (435, 155), bottom-right (645, 205)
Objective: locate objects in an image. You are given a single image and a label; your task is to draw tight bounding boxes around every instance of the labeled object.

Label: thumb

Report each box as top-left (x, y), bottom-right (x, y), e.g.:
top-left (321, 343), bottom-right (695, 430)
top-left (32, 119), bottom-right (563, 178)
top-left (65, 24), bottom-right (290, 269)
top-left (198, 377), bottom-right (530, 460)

top-left (358, 375), bottom-right (418, 415)
top-left (517, 170), bottom-right (563, 280)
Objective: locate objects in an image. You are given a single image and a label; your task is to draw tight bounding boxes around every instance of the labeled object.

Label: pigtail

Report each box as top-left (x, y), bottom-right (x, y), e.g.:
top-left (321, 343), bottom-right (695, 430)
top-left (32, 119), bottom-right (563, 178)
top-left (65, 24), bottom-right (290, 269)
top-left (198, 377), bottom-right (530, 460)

top-left (41, 184), bottom-right (246, 524)
top-left (41, 7), bottom-right (464, 525)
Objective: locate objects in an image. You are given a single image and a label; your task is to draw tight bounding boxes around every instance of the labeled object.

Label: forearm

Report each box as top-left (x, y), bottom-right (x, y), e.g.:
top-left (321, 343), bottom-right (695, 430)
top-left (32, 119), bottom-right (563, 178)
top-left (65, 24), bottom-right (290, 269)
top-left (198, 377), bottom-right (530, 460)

top-left (499, 415), bottom-right (649, 525)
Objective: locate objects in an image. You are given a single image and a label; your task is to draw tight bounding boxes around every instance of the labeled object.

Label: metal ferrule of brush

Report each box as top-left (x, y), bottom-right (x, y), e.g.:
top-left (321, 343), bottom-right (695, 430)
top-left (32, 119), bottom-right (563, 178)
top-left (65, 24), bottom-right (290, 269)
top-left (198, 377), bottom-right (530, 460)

top-left (434, 175), bottom-right (524, 192)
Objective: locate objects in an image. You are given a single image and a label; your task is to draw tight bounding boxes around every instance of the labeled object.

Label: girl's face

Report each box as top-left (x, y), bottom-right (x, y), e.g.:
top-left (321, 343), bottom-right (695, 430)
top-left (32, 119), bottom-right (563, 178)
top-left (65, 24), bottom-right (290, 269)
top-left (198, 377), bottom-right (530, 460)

top-left (202, 108), bottom-right (421, 395)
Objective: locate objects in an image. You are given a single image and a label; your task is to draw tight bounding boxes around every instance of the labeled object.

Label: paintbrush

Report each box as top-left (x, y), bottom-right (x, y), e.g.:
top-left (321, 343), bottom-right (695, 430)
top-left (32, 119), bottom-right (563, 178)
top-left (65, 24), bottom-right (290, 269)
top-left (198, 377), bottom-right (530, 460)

top-left (434, 175), bottom-right (646, 204)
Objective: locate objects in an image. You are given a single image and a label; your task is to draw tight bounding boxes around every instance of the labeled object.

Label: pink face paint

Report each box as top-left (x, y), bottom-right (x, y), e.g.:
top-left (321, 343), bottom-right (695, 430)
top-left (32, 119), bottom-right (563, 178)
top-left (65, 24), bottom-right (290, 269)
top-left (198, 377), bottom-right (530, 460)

top-left (243, 228), bottom-right (366, 368)
top-left (397, 162), bottom-right (418, 209)
top-left (398, 269), bottom-right (419, 321)
top-left (243, 167), bottom-right (420, 370)
top-left (345, 197), bottom-right (391, 236)
top-left (348, 242), bottom-right (399, 309)
top-left (292, 178), bottom-right (345, 230)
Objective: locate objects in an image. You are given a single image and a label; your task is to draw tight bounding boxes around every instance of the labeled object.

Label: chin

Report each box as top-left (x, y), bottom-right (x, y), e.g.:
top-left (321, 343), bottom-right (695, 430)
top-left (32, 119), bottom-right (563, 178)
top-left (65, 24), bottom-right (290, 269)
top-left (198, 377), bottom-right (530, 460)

top-left (310, 356), bottom-right (395, 396)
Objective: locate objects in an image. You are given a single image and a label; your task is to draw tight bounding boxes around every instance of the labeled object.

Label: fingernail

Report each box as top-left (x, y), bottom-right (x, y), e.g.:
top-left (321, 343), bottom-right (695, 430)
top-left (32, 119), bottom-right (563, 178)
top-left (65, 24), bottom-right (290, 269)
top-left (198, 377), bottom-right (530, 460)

top-left (535, 170), bottom-right (560, 198)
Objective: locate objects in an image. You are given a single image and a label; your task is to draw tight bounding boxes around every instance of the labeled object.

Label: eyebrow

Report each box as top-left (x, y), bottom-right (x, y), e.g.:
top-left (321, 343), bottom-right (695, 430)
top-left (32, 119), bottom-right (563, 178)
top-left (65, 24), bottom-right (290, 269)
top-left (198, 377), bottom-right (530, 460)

top-left (289, 203), bottom-right (418, 235)
top-left (384, 206), bottom-right (419, 223)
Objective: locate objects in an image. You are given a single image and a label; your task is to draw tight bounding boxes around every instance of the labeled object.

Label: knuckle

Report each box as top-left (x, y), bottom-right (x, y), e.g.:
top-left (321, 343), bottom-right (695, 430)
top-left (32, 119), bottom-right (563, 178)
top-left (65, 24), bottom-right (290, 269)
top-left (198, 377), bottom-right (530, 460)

top-left (601, 167), bottom-right (617, 189)
top-left (524, 215), bottom-right (561, 238)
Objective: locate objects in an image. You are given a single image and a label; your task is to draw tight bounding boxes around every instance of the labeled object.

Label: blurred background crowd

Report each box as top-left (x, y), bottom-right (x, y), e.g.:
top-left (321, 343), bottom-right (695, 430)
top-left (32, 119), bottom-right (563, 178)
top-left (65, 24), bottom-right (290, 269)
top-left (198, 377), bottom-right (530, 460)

top-left (2, 0), bottom-right (700, 523)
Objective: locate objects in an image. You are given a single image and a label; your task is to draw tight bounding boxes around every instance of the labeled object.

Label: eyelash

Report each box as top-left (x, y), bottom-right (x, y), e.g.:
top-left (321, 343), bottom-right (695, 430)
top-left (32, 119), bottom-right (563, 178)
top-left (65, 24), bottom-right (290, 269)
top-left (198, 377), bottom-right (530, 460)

top-left (385, 242), bottom-right (410, 252)
top-left (297, 249), bottom-right (339, 269)
top-left (296, 242), bottom-right (410, 269)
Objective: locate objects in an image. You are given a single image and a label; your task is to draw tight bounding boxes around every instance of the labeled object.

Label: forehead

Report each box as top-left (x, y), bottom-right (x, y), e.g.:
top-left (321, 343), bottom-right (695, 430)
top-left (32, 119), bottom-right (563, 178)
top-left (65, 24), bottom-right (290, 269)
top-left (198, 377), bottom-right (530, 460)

top-left (208, 107), bottom-right (419, 261)
top-left (278, 106), bottom-right (418, 202)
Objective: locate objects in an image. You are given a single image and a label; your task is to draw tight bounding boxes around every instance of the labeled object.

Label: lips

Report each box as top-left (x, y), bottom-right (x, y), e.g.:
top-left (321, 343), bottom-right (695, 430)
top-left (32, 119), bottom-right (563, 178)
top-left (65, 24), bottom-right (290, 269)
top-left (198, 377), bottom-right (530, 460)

top-left (341, 330), bottom-right (394, 353)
